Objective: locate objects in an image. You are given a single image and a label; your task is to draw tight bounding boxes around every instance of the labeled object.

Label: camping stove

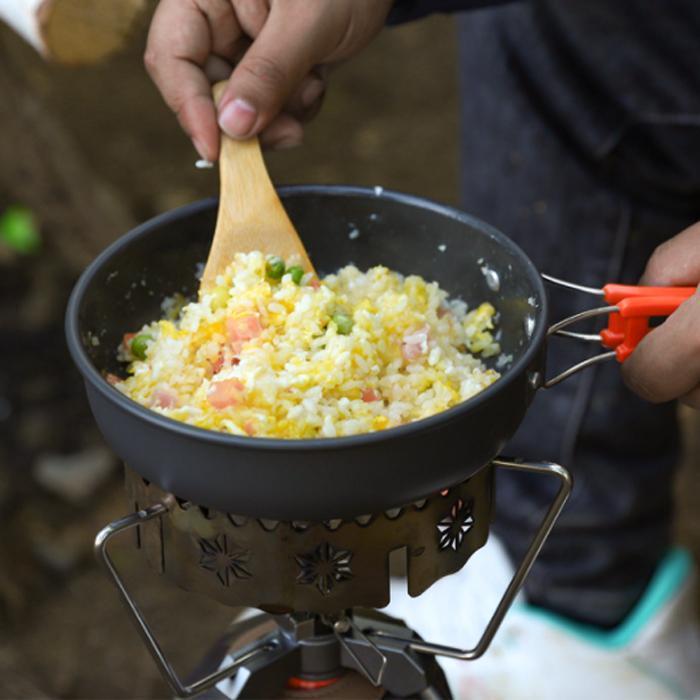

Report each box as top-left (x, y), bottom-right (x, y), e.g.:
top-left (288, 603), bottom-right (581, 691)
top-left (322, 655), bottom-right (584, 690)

top-left (96, 458), bottom-right (570, 698)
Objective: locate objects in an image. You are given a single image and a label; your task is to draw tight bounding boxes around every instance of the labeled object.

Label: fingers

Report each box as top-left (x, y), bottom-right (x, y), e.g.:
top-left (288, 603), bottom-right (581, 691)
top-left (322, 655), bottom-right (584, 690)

top-left (199, 0), bottom-right (244, 61)
top-left (145, 0), bottom-right (242, 160)
top-left (259, 113), bottom-right (304, 149)
top-left (257, 67), bottom-right (328, 149)
top-left (243, 67), bottom-right (328, 150)
top-left (217, 4), bottom-right (325, 138)
top-left (625, 221), bottom-right (700, 407)
top-left (621, 290), bottom-right (700, 403)
top-left (205, 58), bottom-right (325, 151)
top-left (147, 0), bottom-right (387, 151)
top-left (204, 54), bottom-right (233, 83)
top-left (640, 221), bottom-right (700, 286)
top-left (284, 68), bottom-right (328, 119)
top-left (233, 0), bottom-right (270, 38)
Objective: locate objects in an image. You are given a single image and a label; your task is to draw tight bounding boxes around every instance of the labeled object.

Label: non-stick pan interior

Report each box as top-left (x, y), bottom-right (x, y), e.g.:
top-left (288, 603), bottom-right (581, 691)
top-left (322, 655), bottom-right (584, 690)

top-left (79, 187), bottom-right (542, 379)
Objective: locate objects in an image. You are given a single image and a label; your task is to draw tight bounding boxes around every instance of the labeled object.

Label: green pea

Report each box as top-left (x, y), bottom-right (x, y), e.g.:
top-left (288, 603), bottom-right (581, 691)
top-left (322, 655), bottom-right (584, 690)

top-left (266, 256), bottom-right (285, 280)
top-left (332, 312), bottom-right (354, 335)
top-left (288, 265), bottom-right (304, 285)
top-left (131, 333), bottom-right (153, 360)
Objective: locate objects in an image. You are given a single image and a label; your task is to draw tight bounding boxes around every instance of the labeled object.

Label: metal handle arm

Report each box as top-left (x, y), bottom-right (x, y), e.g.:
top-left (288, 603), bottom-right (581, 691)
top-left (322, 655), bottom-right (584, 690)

top-left (541, 274), bottom-right (693, 387)
top-left (374, 458), bottom-right (572, 661)
top-left (94, 504), bottom-right (277, 698)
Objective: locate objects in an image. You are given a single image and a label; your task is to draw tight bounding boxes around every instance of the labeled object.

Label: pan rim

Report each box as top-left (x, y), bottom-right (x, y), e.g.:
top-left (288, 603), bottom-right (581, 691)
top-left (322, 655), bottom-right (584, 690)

top-left (65, 185), bottom-right (548, 452)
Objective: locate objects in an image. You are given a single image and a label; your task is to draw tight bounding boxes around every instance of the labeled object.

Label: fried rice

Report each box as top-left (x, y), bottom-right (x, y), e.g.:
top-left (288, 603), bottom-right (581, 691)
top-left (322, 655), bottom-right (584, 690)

top-left (113, 252), bottom-right (501, 439)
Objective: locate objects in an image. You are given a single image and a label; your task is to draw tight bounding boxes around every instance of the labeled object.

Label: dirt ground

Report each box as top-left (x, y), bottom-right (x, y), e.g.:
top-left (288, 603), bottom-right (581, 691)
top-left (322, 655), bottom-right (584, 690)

top-left (0, 7), bottom-right (698, 700)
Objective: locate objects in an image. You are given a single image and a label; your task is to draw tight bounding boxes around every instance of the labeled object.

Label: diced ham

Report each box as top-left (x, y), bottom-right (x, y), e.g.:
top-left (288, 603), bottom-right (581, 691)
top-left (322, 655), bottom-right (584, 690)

top-left (401, 326), bottom-right (430, 362)
top-left (309, 277), bottom-right (321, 289)
top-left (226, 314), bottom-right (263, 353)
top-left (361, 388), bottom-right (381, 403)
top-left (243, 420), bottom-right (256, 436)
top-left (208, 378), bottom-right (245, 410)
top-left (105, 373), bottom-right (121, 386)
top-left (152, 385), bottom-right (179, 409)
top-left (121, 332), bottom-right (135, 350)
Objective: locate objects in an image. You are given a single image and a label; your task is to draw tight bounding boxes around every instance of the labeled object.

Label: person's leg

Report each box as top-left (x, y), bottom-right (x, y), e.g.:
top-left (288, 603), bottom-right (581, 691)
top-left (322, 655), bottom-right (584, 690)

top-left (457, 5), bottom-right (690, 627)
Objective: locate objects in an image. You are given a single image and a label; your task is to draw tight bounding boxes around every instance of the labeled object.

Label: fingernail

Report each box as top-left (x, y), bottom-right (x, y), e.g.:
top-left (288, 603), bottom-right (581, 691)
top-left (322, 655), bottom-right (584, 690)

top-left (193, 137), bottom-right (209, 161)
top-left (300, 78), bottom-right (325, 108)
top-left (218, 98), bottom-right (257, 138)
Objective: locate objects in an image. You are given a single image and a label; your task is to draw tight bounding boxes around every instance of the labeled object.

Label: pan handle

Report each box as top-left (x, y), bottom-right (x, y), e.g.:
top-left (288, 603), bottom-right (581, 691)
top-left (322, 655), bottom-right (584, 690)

top-left (541, 274), bottom-right (693, 388)
top-left (94, 505), bottom-right (280, 698)
top-left (373, 457), bottom-right (572, 660)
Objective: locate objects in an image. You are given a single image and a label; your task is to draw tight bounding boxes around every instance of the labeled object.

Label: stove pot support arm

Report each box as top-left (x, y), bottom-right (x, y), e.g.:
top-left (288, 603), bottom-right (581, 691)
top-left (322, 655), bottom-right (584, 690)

top-left (94, 458), bottom-right (571, 692)
top-left (373, 458), bottom-right (572, 661)
top-left (94, 505), bottom-right (285, 698)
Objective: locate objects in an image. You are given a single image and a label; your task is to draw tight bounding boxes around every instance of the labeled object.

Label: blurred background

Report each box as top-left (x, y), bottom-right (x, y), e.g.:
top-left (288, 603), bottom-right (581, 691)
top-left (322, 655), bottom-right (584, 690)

top-left (0, 2), bottom-right (697, 698)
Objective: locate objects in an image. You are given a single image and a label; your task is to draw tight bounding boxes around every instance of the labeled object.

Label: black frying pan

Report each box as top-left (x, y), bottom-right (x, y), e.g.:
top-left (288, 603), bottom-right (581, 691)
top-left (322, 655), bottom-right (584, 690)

top-left (66, 186), bottom-right (547, 520)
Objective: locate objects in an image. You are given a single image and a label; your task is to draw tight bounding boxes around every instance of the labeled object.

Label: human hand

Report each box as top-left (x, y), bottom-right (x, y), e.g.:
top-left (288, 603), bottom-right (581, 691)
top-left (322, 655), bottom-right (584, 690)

top-left (144, 0), bottom-right (393, 160)
top-left (621, 221), bottom-right (700, 408)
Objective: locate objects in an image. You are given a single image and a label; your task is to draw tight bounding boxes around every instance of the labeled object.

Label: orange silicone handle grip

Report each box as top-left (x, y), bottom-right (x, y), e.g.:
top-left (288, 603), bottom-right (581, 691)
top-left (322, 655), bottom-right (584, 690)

top-left (600, 285), bottom-right (695, 355)
top-left (606, 293), bottom-right (693, 362)
top-left (603, 284), bottom-right (695, 304)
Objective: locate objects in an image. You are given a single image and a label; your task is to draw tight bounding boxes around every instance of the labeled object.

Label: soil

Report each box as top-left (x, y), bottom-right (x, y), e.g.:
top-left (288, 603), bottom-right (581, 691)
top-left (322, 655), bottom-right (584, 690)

top-left (0, 7), bottom-right (697, 699)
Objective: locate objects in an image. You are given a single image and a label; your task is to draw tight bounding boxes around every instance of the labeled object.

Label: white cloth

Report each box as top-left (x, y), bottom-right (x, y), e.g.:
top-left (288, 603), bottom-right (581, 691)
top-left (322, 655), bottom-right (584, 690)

top-left (384, 537), bottom-right (700, 700)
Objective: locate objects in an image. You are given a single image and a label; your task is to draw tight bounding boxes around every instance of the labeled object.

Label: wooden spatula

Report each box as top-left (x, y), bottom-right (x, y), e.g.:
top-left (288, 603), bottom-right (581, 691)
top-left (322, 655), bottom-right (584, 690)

top-left (200, 82), bottom-right (314, 291)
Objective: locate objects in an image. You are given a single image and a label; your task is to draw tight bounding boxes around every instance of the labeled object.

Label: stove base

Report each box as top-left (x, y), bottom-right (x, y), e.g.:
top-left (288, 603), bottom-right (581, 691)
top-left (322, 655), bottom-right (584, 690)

top-left (95, 458), bottom-right (571, 698)
top-left (190, 609), bottom-right (452, 700)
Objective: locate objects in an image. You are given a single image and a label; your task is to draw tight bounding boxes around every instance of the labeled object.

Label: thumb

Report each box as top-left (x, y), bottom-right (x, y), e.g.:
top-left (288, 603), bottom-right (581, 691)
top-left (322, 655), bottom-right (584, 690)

top-left (217, 10), bottom-right (321, 139)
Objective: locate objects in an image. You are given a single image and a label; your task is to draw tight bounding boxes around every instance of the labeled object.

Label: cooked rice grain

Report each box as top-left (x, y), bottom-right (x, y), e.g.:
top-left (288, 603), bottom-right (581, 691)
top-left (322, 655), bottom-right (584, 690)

top-left (116, 252), bottom-right (500, 439)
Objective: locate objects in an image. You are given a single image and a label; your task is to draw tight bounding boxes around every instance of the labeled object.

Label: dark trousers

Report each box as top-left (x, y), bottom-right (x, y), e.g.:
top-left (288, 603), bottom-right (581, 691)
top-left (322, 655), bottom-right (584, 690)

top-left (457, 9), bottom-right (695, 627)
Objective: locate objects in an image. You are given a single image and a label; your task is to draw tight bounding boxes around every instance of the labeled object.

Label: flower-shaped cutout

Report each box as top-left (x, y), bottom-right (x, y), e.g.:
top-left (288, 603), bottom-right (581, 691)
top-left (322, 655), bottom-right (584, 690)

top-left (198, 534), bottom-right (251, 586)
top-left (437, 498), bottom-right (474, 551)
top-left (295, 542), bottom-right (353, 596)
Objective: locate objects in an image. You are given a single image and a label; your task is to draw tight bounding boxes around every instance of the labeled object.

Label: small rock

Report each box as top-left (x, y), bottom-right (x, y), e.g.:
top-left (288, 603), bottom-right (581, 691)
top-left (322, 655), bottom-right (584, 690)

top-left (33, 447), bottom-right (116, 503)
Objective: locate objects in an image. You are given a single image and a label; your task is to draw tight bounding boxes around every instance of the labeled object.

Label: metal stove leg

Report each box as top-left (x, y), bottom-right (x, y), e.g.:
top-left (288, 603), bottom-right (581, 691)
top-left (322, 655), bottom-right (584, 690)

top-left (373, 458), bottom-right (572, 661)
top-left (332, 615), bottom-right (388, 687)
top-left (94, 505), bottom-right (283, 698)
top-left (341, 610), bottom-right (453, 698)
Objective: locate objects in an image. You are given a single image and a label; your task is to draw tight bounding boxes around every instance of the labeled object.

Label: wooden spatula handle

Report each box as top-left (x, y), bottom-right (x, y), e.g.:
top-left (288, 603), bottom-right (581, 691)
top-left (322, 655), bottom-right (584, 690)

top-left (200, 82), bottom-right (314, 290)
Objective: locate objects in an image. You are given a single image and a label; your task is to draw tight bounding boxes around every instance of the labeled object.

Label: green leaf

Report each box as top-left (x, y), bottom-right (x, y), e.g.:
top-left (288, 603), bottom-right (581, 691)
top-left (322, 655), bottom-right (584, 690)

top-left (0, 206), bottom-right (41, 254)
